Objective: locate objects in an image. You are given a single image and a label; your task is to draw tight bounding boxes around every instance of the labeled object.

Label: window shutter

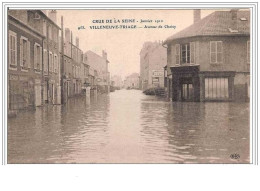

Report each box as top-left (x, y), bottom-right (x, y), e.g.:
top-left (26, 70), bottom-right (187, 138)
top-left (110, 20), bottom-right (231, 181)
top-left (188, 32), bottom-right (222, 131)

top-left (34, 44), bottom-right (37, 69)
top-left (8, 35), bottom-right (11, 67)
top-left (217, 42), bottom-right (223, 63)
top-left (40, 47), bottom-right (42, 71)
top-left (27, 41), bottom-right (30, 68)
top-left (190, 42), bottom-right (195, 64)
top-left (210, 41), bottom-right (217, 63)
top-left (14, 35), bottom-right (17, 66)
top-left (49, 52), bottom-right (51, 72)
top-left (176, 44), bottom-right (180, 65)
top-left (20, 38), bottom-right (23, 67)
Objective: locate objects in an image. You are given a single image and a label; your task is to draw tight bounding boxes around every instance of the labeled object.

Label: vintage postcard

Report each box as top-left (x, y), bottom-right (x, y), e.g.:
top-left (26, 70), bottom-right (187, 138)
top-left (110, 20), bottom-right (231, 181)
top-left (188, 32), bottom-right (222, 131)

top-left (4, 5), bottom-right (254, 164)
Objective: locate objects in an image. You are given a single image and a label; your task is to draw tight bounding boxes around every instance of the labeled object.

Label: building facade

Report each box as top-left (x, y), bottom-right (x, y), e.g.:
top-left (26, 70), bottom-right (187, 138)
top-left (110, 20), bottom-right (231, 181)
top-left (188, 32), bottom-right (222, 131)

top-left (164, 9), bottom-right (250, 102)
top-left (140, 41), bottom-right (167, 90)
top-left (84, 50), bottom-right (110, 93)
top-left (125, 73), bottom-right (140, 89)
top-left (8, 10), bottom-right (61, 112)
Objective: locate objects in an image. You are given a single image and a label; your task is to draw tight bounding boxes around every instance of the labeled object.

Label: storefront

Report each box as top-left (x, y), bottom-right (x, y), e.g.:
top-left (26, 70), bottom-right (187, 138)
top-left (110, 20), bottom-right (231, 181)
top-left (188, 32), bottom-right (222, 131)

top-left (170, 66), bottom-right (235, 102)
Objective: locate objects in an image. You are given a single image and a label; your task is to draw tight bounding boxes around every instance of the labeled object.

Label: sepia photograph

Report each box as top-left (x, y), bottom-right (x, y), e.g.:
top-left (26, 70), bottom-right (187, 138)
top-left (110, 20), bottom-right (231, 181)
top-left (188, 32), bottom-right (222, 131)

top-left (5, 7), bottom-right (252, 164)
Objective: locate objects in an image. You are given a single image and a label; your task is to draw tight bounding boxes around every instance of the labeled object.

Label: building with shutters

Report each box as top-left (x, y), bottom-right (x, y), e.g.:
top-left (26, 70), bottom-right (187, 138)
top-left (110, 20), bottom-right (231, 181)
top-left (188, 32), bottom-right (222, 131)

top-left (8, 10), bottom-right (61, 113)
top-left (164, 9), bottom-right (250, 102)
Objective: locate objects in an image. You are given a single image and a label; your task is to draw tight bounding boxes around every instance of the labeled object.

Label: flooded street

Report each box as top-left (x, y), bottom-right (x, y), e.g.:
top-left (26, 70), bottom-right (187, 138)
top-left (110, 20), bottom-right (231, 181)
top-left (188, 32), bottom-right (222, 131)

top-left (8, 90), bottom-right (250, 163)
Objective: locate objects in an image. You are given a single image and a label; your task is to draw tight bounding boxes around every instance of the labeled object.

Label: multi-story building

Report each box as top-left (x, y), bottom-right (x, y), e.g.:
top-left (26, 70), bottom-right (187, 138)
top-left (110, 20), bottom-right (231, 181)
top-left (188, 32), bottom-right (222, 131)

top-left (8, 10), bottom-right (61, 112)
top-left (42, 10), bottom-right (61, 105)
top-left (84, 50), bottom-right (110, 93)
top-left (71, 37), bottom-right (83, 96)
top-left (164, 9), bottom-right (250, 102)
top-left (125, 73), bottom-right (140, 89)
top-left (61, 28), bottom-right (83, 102)
top-left (140, 41), bottom-right (167, 91)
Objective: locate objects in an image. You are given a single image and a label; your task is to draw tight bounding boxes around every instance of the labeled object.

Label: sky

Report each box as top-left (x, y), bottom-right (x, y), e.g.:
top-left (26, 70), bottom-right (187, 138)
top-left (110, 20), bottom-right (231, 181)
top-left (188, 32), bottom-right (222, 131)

top-left (54, 9), bottom-right (218, 79)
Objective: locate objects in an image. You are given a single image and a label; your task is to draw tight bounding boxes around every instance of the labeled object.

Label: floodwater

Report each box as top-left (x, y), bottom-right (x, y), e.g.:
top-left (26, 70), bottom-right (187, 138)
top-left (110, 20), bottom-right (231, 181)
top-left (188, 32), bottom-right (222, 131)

top-left (8, 89), bottom-right (250, 163)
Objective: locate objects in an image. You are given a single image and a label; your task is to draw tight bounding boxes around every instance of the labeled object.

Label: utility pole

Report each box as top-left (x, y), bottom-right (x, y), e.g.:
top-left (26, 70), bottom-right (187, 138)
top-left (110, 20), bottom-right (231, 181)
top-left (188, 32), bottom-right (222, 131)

top-left (61, 16), bottom-right (64, 104)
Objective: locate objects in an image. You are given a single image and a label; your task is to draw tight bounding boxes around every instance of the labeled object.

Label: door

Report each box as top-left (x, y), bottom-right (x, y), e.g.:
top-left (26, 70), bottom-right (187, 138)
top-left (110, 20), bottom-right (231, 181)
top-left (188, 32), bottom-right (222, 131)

top-left (35, 85), bottom-right (42, 106)
top-left (181, 83), bottom-right (194, 101)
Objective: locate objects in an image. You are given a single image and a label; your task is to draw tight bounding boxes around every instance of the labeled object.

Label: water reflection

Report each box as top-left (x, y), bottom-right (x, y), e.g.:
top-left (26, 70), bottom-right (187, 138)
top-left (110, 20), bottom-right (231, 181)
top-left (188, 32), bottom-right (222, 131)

top-left (8, 90), bottom-right (250, 163)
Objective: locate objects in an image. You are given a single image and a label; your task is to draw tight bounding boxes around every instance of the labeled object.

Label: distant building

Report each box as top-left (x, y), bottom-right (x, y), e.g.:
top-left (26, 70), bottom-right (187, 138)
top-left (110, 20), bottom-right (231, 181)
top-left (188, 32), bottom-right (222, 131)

top-left (84, 50), bottom-right (110, 93)
top-left (111, 75), bottom-right (123, 89)
top-left (125, 73), bottom-right (140, 89)
top-left (164, 9), bottom-right (250, 102)
top-left (140, 41), bottom-right (167, 90)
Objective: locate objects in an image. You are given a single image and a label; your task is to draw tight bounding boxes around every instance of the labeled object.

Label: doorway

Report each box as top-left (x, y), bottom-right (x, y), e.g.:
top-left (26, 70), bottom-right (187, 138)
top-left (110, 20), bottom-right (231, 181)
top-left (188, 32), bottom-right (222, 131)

top-left (180, 77), bottom-right (194, 101)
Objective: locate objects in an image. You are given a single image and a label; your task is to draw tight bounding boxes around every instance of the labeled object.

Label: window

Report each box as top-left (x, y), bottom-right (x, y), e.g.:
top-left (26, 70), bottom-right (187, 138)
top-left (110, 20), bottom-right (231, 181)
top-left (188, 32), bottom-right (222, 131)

top-left (43, 20), bottom-right (47, 36)
top-left (205, 78), bottom-right (228, 99)
top-left (9, 30), bottom-right (17, 68)
top-left (52, 27), bottom-right (58, 43)
top-left (210, 41), bottom-right (223, 63)
top-left (49, 52), bottom-right (53, 72)
top-left (43, 49), bottom-right (48, 72)
top-left (34, 43), bottom-right (42, 71)
top-left (247, 41), bottom-right (250, 63)
top-left (54, 54), bottom-right (58, 73)
top-left (176, 42), bottom-right (196, 65)
top-left (181, 44), bottom-right (190, 64)
top-left (175, 44), bottom-right (180, 65)
top-left (64, 60), bottom-right (67, 75)
top-left (20, 36), bottom-right (30, 69)
top-left (190, 42), bottom-right (195, 64)
top-left (48, 25), bottom-right (52, 40)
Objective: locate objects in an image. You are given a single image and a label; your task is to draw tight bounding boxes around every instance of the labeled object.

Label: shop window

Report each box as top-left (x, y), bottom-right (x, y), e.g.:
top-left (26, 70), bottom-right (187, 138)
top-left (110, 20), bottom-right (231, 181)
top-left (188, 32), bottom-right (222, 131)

top-left (205, 78), bottom-right (228, 99)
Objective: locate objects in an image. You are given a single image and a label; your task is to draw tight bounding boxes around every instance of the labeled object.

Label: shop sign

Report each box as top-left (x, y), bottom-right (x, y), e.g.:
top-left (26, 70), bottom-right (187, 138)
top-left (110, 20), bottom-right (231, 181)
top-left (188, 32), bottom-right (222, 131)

top-left (152, 70), bottom-right (164, 77)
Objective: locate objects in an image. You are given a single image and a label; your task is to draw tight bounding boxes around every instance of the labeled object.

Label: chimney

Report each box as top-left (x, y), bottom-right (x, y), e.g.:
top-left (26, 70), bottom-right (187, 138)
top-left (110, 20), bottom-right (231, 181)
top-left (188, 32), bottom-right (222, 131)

top-left (48, 10), bottom-right (57, 24)
top-left (102, 50), bottom-right (107, 60)
top-left (65, 28), bottom-right (71, 43)
top-left (230, 9), bottom-right (239, 20)
top-left (193, 9), bottom-right (201, 24)
top-left (76, 37), bottom-right (79, 48)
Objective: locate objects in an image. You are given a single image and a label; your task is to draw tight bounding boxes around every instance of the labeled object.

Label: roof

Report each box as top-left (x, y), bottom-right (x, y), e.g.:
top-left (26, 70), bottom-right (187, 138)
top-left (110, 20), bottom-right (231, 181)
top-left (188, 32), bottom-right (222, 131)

top-left (164, 10), bottom-right (250, 44)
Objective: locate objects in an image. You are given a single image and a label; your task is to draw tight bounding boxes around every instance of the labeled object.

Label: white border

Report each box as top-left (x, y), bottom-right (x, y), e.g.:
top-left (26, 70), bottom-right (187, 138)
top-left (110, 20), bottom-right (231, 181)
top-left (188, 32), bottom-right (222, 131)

top-left (0, 1), bottom-right (259, 191)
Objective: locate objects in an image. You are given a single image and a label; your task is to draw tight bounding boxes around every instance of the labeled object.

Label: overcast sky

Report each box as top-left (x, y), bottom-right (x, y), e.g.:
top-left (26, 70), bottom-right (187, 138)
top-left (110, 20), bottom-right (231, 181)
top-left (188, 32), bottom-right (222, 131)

top-left (54, 9), bottom-right (218, 79)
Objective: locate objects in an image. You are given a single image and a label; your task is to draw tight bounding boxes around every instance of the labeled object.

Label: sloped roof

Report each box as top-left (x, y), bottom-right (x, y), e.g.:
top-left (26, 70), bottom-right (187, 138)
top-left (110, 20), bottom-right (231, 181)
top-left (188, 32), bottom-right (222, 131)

top-left (164, 10), bottom-right (250, 44)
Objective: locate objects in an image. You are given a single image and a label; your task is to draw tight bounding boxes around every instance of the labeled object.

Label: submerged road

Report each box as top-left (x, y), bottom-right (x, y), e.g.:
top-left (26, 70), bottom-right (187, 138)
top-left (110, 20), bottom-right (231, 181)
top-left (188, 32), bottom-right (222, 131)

top-left (8, 89), bottom-right (250, 163)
